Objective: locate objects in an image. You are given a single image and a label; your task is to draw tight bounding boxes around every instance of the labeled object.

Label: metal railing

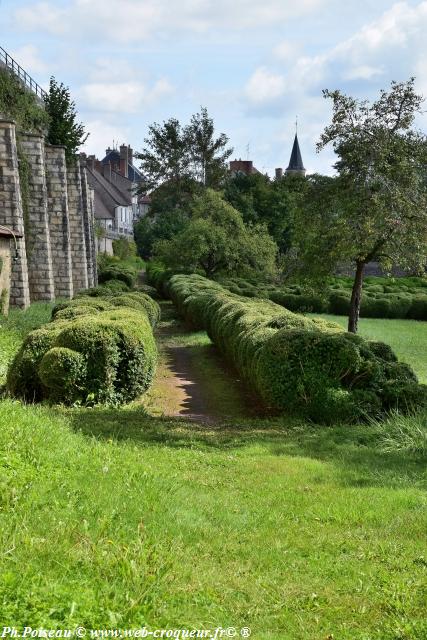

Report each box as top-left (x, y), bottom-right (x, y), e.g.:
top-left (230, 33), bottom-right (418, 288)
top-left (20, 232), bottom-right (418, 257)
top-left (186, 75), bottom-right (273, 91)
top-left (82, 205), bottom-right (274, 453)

top-left (0, 46), bottom-right (47, 100)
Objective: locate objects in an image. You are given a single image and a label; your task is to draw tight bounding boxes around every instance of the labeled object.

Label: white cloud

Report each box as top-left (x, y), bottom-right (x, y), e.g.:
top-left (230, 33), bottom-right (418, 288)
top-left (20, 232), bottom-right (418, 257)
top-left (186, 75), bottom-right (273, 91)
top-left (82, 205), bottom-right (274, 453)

top-left (9, 44), bottom-right (49, 74)
top-left (79, 79), bottom-right (173, 113)
top-left (82, 120), bottom-right (130, 158)
top-left (274, 41), bottom-right (297, 62)
top-left (15, 0), bottom-right (325, 41)
top-left (245, 67), bottom-right (286, 105)
top-left (249, 1), bottom-right (427, 112)
top-left (343, 65), bottom-right (383, 80)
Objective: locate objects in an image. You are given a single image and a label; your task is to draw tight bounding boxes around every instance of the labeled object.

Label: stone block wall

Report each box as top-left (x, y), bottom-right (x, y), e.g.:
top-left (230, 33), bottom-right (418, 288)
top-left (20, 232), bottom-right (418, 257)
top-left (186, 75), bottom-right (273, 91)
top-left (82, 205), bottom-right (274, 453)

top-left (19, 133), bottom-right (55, 301)
top-left (79, 155), bottom-right (97, 287)
top-left (0, 120), bottom-right (30, 308)
top-left (0, 236), bottom-right (12, 315)
top-left (45, 144), bottom-right (74, 299)
top-left (0, 120), bottom-right (97, 309)
top-left (67, 161), bottom-right (88, 292)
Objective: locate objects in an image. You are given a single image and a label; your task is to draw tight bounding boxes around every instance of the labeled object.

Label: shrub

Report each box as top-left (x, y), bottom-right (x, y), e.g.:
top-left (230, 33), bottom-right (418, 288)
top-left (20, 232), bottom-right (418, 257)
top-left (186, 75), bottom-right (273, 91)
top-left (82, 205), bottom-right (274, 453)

top-left (8, 308), bottom-right (157, 405)
top-left (98, 263), bottom-right (137, 288)
top-left (164, 272), bottom-right (425, 423)
top-left (110, 292), bottom-right (161, 327)
top-left (7, 289), bottom-right (160, 405)
top-left (407, 296), bottom-right (427, 320)
top-left (39, 347), bottom-right (87, 402)
top-left (328, 292), bottom-right (350, 315)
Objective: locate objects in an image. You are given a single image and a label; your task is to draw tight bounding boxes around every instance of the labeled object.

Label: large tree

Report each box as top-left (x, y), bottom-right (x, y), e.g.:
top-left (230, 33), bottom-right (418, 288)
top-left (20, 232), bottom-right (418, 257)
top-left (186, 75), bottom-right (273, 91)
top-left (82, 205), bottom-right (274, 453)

top-left (186, 107), bottom-right (233, 188)
top-left (44, 77), bottom-right (88, 163)
top-left (153, 189), bottom-right (277, 278)
top-left (224, 171), bottom-right (306, 253)
top-left (137, 108), bottom-right (232, 195)
top-left (312, 78), bottom-right (427, 332)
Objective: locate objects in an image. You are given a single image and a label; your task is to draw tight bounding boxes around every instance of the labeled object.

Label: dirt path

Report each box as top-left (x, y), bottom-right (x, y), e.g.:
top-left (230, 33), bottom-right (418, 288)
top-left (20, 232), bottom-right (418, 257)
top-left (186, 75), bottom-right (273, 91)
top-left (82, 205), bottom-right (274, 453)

top-left (142, 301), bottom-right (259, 424)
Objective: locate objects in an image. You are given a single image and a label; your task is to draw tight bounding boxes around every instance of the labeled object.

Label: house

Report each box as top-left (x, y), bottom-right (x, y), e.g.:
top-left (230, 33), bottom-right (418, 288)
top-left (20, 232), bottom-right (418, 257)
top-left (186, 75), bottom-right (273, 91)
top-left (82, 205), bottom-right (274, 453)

top-left (84, 144), bottom-right (147, 254)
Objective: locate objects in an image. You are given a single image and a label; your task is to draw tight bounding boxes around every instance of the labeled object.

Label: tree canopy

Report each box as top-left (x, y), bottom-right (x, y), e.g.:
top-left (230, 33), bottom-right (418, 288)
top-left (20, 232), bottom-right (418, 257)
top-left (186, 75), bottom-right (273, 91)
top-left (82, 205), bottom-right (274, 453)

top-left (44, 77), bottom-right (88, 163)
top-left (153, 189), bottom-right (277, 278)
top-left (294, 78), bottom-right (427, 332)
top-left (137, 108), bottom-right (233, 195)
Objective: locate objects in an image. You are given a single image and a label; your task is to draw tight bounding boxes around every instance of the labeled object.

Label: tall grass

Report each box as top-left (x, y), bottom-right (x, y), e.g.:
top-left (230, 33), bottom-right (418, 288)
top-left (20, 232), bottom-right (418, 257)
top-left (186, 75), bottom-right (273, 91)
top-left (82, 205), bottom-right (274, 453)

top-left (372, 410), bottom-right (427, 455)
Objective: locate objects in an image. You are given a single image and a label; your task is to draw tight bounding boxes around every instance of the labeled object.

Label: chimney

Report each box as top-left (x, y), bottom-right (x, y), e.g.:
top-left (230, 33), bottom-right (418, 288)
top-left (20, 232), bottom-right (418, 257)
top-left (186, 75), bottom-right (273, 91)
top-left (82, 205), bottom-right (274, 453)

top-left (119, 144), bottom-right (129, 178)
top-left (103, 161), bottom-right (112, 181)
top-left (127, 145), bottom-right (133, 165)
top-left (105, 146), bottom-right (112, 156)
top-left (275, 167), bottom-right (283, 180)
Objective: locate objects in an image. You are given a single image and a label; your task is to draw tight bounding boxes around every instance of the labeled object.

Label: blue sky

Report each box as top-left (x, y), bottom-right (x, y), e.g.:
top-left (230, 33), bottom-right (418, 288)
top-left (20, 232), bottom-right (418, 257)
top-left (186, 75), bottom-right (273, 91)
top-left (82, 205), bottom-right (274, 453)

top-left (2, 0), bottom-right (427, 175)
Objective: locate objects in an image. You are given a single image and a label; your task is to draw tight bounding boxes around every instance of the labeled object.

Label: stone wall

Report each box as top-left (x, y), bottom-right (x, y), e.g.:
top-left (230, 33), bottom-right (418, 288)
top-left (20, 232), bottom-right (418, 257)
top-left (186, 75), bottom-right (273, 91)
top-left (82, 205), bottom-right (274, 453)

top-left (0, 120), bottom-right (30, 308)
top-left (79, 155), bottom-right (97, 287)
top-left (0, 119), bottom-right (97, 310)
top-left (19, 132), bottom-right (55, 301)
top-left (45, 144), bottom-right (73, 299)
top-left (0, 236), bottom-right (11, 315)
top-left (67, 161), bottom-right (88, 292)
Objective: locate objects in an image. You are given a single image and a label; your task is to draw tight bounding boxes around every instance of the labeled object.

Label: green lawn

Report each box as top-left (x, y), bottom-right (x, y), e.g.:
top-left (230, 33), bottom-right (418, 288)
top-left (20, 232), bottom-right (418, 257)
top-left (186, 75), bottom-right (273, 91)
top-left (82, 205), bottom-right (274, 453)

top-left (0, 305), bottom-right (426, 638)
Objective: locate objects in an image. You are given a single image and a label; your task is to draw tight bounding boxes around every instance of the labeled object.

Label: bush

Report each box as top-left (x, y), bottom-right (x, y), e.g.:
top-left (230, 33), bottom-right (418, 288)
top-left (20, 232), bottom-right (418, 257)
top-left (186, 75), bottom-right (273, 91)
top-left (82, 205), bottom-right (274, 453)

top-left (328, 292), bottom-right (350, 315)
top-left (407, 296), bottom-right (427, 320)
top-left (163, 272), bottom-right (426, 423)
top-left (98, 263), bottom-right (137, 288)
top-left (7, 289), bottom-right (161, 406)
top-left (221, 275), bottom-right (427, 320)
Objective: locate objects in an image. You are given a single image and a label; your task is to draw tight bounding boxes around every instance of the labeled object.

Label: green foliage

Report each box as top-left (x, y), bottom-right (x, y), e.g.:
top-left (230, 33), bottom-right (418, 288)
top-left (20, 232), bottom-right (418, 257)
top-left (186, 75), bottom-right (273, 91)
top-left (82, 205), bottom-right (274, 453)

top-left (134, 208), bottom-right (190, 259)
top-left (98, 260), bottom-right (137, 288)
top-left (220, 275), bottom-right (427, 320)
top-left (7, 290), bottom-right (160, 405)
top-left (186, 107), bottom-right (233, 188)
top-left (137, 108), bottom-right (232, 193)
top-left (153, 189), bottom-right (278, 279)
top-left (112, 237), bottom-right (137, 261)
top-left (44, 77), bottom-right (88, 163)
top-left (223, 171), bottom-right (307, 253)
top-left (0, 68), bottom-right (49, 132)
top-left (159, 272), bottom-right (426, 423)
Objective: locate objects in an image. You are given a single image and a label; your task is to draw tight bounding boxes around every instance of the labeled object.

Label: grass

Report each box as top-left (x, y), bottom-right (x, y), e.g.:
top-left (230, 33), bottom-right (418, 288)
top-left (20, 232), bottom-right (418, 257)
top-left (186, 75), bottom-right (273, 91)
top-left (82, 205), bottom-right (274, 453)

top-left (310, 314), bottom-right (427, 383)
top-left (0, 302), bottom-right (426, 637)
top-left (0, 301), bottom-right (57, 384)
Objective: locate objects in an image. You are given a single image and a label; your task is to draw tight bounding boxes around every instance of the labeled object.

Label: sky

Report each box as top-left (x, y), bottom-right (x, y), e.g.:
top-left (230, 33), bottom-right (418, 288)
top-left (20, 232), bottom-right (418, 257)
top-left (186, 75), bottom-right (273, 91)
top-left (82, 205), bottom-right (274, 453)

top-left (2, 0), bottom-right (427, 176)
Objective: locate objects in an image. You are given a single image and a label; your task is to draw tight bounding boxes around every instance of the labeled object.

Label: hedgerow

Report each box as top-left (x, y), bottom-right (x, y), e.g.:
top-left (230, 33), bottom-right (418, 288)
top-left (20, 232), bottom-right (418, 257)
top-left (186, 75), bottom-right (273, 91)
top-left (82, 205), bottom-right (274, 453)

top-left (7, 291), bottom-right (160, 406)
top-left (216, 275), bottom-right (427, 320)
top-left (153, 271), bottom-right (426, 423)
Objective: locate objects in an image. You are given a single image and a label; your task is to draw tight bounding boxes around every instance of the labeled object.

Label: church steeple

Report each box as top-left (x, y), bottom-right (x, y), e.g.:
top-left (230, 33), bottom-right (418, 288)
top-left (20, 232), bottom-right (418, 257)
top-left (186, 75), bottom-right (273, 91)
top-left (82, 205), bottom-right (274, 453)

top-left (286, 132), bottom-right (306, 177)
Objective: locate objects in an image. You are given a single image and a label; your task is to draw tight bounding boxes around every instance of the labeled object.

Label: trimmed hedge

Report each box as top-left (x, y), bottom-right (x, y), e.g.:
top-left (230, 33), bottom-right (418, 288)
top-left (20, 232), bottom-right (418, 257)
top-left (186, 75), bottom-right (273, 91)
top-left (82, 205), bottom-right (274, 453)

top-left (161, 273), bottom-right (425, 423)
top-left (217, 276), bottom-right (427, 320)
top-left (7, 291), bottom-right (160, 406)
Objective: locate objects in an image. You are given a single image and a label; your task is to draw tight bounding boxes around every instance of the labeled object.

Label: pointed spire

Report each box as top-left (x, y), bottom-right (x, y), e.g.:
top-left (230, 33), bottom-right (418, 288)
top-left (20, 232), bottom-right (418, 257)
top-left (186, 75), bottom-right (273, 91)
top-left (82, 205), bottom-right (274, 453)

top-left (286, 133), bottom-right (305, 173)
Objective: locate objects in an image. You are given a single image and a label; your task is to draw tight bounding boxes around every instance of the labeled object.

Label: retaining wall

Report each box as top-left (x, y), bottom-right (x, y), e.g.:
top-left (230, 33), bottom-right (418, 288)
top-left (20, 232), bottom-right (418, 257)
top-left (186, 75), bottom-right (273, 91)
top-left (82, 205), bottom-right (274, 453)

top-left (0, 119), bottom-right (97, 310)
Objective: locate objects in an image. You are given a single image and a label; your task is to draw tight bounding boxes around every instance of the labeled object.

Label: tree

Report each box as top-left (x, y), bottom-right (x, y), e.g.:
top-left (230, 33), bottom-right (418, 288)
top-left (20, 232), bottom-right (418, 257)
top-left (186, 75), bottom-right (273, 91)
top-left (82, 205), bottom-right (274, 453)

top-left (186, 107), bottom-right (233, 188)
top-left (137, 108), bottom-right (233, 195)
top-left (223, 171), bottom-right (306, 253)
top-left (137, 117), bottom-right (191, 193)
top-left (313, 78), bottom-right (427, 332)
top-left (153, 189), bottom-right (277, 278)
top-left (44, 77), bottom-right (88, 163)
top-left (134, 208), bottom-right (190, 259)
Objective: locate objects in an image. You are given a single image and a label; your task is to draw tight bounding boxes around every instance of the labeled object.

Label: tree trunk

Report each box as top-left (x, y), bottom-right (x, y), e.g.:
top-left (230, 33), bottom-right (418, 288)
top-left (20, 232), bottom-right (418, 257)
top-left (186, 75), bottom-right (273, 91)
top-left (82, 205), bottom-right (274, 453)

top-left (348, 260), bottom-right (365, 333)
